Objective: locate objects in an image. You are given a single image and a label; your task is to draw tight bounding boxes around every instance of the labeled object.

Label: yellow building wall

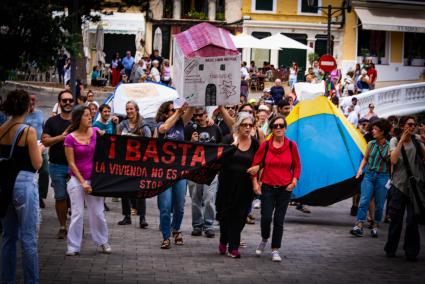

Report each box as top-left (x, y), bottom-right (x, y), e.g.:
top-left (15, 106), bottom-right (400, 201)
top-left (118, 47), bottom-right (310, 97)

top-left (390, 32), bottom-right (403, 63)
top-left (342, 11), bottom-right (357, 61)
top-left (242, 0), bottom-right (342, 24)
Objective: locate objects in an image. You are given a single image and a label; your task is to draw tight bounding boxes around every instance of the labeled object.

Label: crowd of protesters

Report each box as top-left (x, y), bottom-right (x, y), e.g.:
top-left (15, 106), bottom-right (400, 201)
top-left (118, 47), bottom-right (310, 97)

top-left (1, 56), bottom-right (424, 284)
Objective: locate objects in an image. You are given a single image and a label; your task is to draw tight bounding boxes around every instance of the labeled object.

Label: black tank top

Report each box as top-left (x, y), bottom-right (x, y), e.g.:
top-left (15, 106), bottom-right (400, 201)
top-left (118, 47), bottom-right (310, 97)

top-left (0, 128), bottom-right (36, 173)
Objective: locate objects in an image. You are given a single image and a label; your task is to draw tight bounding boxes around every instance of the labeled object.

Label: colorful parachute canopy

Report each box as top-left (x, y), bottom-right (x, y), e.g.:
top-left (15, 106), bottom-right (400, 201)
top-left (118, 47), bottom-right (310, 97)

top-left (285, 83), bottom-right (367, 206)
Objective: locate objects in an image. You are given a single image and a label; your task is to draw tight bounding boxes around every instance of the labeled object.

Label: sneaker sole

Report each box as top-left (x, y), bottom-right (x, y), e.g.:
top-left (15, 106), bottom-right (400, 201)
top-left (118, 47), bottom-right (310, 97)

top-left (349, 230), bottom-right (364, 237)
top-left (255, 250), bottom-right (263, 256)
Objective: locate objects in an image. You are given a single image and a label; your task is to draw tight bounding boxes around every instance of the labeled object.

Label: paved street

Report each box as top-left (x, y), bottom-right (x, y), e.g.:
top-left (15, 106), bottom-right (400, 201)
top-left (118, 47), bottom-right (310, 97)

top-left (2, 193), bottom-right (425, 283)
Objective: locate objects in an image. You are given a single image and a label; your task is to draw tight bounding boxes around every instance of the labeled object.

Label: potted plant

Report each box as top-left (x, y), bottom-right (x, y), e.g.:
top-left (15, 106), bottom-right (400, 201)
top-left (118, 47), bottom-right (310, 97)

top-left (360, 48), bottom-right (370, 62)
top-left (377, 50), bottom-right (383, 65)
top-left (216, 12), bottom-right (225, 21)
top-left (308, 52), bottom-right (320, 67)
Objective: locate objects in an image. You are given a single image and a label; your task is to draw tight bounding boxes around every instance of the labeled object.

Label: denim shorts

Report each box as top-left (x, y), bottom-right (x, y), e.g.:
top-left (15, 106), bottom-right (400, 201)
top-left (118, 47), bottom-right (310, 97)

top-left (49, 163), bottom-right (69, 201)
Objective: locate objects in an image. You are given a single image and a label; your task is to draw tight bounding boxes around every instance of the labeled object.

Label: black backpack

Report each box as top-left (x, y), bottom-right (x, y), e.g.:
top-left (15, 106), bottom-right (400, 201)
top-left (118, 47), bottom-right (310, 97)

top-left (0, 124), bottom-right (28, 217)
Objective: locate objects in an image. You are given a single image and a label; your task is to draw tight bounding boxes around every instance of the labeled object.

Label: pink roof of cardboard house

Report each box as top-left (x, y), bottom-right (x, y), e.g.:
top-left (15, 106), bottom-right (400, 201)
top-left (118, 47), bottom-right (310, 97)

top-left (174, 22), bottom-right (239, 58)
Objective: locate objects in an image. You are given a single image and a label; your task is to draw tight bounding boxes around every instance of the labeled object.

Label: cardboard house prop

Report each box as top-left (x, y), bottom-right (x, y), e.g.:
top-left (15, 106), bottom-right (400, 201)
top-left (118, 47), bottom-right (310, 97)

top-left (173, 22), bottom-right (240, 106)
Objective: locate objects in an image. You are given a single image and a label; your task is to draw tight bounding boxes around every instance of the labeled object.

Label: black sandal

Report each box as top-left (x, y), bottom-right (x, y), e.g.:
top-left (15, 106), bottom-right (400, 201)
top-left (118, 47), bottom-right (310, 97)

top-left (173, 231), bottom-right (184, 245)
top-left (161, 239), bottom-right (171, 249)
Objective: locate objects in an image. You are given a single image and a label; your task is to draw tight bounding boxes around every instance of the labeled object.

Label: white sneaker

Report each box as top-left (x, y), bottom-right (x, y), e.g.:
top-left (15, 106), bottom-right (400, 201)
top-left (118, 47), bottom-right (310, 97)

top-left (65, 250), bottom-right (79, 256)
top-left (253, 199), bottom-right (261, 209)
top-left (271, 250), bottom-right (282, 262)
top-left (98, 243), bottom-right (112, 254)
top-left (255, 240), bottom-right (267, 256)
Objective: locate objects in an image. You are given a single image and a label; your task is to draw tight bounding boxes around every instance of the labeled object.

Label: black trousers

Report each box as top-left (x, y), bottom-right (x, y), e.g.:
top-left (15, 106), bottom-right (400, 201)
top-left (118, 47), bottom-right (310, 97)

top-left (260, 184), bottom-right (292, 249)
top-left (121, 198), bottom-right (146, 218)
top-left (384, 186), bottom-right (420, 258)
top-left (219, 209), bottom-right (248, 251)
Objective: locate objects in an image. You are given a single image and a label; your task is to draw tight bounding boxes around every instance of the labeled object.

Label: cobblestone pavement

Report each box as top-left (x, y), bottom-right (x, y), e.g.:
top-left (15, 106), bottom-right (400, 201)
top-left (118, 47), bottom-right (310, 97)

top-left (1, 192), bottom-right (424, 284)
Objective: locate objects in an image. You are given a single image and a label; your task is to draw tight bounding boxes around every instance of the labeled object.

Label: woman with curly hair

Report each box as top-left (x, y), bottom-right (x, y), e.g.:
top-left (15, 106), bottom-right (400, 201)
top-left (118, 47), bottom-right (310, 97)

top-left (155, 100), bottom-right (193, 249)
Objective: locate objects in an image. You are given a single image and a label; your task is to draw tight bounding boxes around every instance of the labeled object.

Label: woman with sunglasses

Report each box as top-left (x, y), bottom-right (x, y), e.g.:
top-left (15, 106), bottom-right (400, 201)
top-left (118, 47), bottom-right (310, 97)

top-left (385, 116), bottom-right (425, 262)
top-left (64, 105), bottom-right (111, 256)
top-left (216, 112), bottom-right (259, 258)
top-left (220, 103), bottom-right (265, 144)
top-left (364, 103), bottom-right (377, 120)
top-left (155, 101), bottom-right (193, 249)
top-left (248, 115), bottom-right (301, 262)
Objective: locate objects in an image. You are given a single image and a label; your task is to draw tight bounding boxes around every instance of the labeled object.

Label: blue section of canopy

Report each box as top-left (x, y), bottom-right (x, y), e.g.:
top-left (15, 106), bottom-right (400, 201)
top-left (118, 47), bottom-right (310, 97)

top-left (286, 113), bottom-right (363, 199)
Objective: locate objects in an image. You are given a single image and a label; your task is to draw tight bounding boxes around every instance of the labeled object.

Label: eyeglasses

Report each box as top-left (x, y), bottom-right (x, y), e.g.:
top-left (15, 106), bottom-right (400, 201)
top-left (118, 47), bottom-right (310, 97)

top-left (271, 123), bottom-right (286, 130)
top-left (406, 123), bottom-right (417, 127)
top-left (61, 99), bottom-right (74, 104)
top-left (193, 113), bottom-right (204, 118)
top-left (240, 123), bottom-right (253, 128)
top-left (225, 106), bottom-right (236, 110)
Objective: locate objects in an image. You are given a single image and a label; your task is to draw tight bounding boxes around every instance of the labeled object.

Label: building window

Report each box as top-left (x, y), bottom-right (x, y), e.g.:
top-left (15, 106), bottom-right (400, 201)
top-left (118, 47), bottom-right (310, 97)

top-left (298, 0), bottom-right (321, 15)
top-left (251, 32), bottom-right (271, 68)
top-left (216, 0), bottom-right (225, 21)
top-left (182, 0), bottom-right (208, 19)
top-left (404, 33), bottom-right (425, 66)
top-left (163, 0), bottom-right (173, 18)
top-left (357, 26), bottom-right (386, 61)
top-left (252, 0), bottom-right (276, 13)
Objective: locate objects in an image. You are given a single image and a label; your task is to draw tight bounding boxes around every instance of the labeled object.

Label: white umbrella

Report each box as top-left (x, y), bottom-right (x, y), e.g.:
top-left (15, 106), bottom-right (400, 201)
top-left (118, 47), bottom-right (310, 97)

top-left (260, 33), bottom-right (313, 51)
top-left (135, 27), bottom-right (144, 62)
top-left (95, 23), bottom-right (105, 64)
top-left (153, 27), bottom-right (162, 55)
top-left (82, 22), bottom-right (91, 72)
top-left (230, 34), bottom-right (280, 50)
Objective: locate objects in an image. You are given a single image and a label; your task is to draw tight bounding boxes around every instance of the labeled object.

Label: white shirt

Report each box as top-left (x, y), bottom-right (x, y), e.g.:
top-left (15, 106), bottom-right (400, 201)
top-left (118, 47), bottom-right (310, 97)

top-left (240, 67), bottom-right (249, 80)
top-left (347, 111), bottom-right (359, 127)
top-left (150, 67), bottom-right (160, 82)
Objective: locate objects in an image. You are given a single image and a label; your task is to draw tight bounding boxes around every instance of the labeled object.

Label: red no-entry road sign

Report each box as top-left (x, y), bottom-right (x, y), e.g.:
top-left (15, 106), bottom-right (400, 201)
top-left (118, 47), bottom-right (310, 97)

top-left (319, 55), bottom-right (337, 73)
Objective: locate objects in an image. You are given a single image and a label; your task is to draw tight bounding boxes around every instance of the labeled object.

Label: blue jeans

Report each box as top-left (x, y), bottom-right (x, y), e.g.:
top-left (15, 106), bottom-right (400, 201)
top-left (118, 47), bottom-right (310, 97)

top-left (189, 177), bottom-right (217, 231)
top-left (157, 179), bottom-right (187, 240)
top-left (289, 75), bottom-right (297, 89)
top-left (1, 171), bottom-right (39, 284)
top-left (49, 163), bottom-right (68, 201)
top-left (356, 170), bottom-right (390, 224)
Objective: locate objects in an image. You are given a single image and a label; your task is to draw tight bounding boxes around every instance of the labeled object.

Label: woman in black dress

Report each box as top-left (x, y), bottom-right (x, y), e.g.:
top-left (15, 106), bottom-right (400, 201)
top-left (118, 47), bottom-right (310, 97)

top-left (216, 111), bottom-right (259, 258)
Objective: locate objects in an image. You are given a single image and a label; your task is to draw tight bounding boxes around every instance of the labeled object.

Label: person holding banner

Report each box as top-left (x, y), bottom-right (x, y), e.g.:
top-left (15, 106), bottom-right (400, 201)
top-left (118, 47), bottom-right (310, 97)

top-left (185, 107), bottom-right (223, 239)
top-left (216, 111), bottom-right (259, 258)
top-left (64, 105), bottom-right (111, 256)
top-left (248, 115), bottom-right (301, 262)
top-left (116, 100), bottom-right (151, 228)
top-left (155, 100), bottom-right (194, 249)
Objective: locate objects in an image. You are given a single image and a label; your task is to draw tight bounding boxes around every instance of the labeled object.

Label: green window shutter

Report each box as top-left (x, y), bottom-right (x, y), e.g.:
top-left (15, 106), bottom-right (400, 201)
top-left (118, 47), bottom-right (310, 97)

top-left (255, 0), bottom-right (274, 11)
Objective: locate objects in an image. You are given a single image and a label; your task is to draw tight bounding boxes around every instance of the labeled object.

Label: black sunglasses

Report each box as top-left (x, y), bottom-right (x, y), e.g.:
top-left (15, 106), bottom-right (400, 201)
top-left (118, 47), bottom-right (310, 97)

top-left (61, 99), bottom-right (74, 104)
top-left (168, 108), bottom-right (176, 113)
top-left (271, 123), bottom-right (286, 130)
top-left (406, 122), bottom-right (417, 127)
top-left (193, 113), bottom-right (204, 118)
top-left (240, 123), bottom-right (253, 128)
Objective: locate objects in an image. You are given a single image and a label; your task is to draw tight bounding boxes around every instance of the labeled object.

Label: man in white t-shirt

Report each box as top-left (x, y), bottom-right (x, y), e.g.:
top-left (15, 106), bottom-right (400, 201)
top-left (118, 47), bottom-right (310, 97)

top-left (347, 105), bottom-right (359, 127)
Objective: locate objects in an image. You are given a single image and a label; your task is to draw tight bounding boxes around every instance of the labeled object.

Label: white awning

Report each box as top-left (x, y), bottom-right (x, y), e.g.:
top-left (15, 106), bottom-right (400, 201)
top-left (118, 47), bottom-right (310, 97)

top-left (355, 7), bottom-right (425, 33)
top-left (88, 12), bottom-right (145, 35)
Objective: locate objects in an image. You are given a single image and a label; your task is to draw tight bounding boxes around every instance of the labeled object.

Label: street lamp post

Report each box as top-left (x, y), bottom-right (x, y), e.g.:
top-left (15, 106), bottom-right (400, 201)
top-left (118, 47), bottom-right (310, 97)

top-left (308, 0), bottom-right (352, 55)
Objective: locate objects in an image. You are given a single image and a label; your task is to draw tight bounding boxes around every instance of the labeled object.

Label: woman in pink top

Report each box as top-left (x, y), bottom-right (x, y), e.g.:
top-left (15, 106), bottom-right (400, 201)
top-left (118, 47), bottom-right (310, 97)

top-left (64, 105), bottom-right (111, 256)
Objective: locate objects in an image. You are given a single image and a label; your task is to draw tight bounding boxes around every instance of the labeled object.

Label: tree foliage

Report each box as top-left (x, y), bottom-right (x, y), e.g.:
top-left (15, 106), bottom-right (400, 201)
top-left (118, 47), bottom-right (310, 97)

top-left (0, 0), bottom-right (148, 82)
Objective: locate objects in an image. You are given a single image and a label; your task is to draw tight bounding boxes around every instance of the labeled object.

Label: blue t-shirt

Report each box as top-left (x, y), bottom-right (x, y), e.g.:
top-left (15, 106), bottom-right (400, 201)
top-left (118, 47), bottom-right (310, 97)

top-left (270, 86), bottom-right (284, 104)
top-left (122, 56), bottom-right (135, 71)
top-left (157, 119), bottom-right (185, 141)
top-left (24, 109), bottom-right (44, 140)
top-left (93, 120), bottom-right (115, 134)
